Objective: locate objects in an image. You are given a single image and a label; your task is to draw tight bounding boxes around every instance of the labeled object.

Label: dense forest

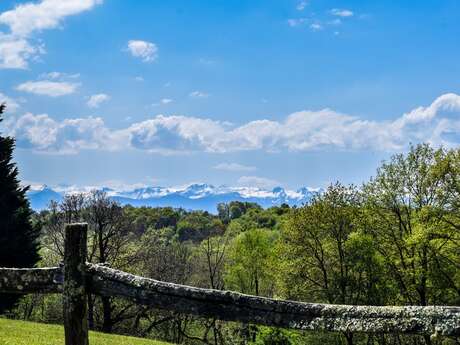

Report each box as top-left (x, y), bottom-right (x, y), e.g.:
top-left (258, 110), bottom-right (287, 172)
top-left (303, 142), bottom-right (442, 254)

top-left (3, 144), bottom-right (460, 345)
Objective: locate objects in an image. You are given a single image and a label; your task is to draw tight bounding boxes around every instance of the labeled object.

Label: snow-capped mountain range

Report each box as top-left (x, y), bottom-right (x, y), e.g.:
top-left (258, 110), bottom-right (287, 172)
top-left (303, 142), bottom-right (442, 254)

top-left (26, 183), bottom-right (322, 212)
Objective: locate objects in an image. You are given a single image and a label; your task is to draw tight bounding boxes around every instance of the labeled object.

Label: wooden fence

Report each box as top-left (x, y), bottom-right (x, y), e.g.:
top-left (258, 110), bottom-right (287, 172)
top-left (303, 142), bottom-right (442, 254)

top-left (0, 223), bottom-right (459, 345)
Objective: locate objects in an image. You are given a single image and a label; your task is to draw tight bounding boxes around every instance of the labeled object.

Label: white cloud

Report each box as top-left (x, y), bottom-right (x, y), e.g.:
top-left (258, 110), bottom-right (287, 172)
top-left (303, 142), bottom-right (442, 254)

top-left (135, 76), bottom-right (144, 82)
top-left (213, 163), bottom-right (256, 172)
top-left (4, 93), bottom-right (460, 155)
top-left (328, 19), bottom-right (342, 26)
top-left (127, 40), bottom-right (158, 62)
top-left (0, 34), bottom-right (43, 69)
top-left (310, 23), bottom-right (323, 31)
top-left (16, 80), bottom-right (79, 97)
top-left (5, 113), bottom-right (125, 154)
top-left (39, 71), bottom-right (80, 80)
top-left (160, 98), bottom-right (173, 105)
top-left (0, 92), bottom-right (20, 112)
top-left (189, 91), bottom-right (209, 98)
top-left (289, 9), bottom-right (351, 30)
top-left (287, 18), bottom-right (307, 27)
top-left (0, 0), bottom-right (102, 69)
top-left (0, 0), bottom-right (103, 36)
top-left (330, 8), bottom-right (354, 17)
top-left (296, 1), bottom-right (308, 11)
top-left (41, 71), bottom-right (61, 79)
top-left (87, 93), bottom-right (110, 108)
top-left (398, 93), bottom-right (460, 124)
top-left (237, 176), bottom-right (280, 189)
top-left (125, 115), bottom-right (224, 154)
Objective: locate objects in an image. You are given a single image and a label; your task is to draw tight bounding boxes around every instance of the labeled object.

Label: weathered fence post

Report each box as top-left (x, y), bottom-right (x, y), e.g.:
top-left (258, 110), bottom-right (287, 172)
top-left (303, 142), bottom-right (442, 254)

top-left (63, 223), bottom-right (89, 345)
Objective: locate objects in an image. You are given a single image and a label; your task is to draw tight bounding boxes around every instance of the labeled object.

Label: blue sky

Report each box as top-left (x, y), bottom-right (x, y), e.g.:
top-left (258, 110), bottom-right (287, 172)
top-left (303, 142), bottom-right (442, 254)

top-left (1, 0), bottom-right (460, 190)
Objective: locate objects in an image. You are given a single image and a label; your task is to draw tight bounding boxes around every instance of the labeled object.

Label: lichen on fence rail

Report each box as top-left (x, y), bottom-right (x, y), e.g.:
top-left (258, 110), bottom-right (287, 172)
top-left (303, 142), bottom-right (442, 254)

top-left (85, 264), bottom-right (460, 338)
top-left (1, 263), bottom-right (459, 338)
top-left (0, 266), bottom-right (62, 293)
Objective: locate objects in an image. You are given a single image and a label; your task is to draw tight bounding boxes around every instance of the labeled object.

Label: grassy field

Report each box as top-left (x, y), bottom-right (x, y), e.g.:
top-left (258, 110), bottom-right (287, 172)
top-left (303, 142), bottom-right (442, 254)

top-left (0, 318), bottom-right (172, 345)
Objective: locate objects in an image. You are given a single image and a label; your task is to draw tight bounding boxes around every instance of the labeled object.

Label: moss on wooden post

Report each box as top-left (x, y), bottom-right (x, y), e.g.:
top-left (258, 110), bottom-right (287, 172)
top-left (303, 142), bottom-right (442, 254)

top-left (63, 223), bottom-right (89, 345)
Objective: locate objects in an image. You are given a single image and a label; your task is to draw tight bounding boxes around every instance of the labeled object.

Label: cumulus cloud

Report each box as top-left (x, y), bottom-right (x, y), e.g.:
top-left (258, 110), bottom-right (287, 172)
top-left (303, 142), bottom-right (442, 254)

top-left (213, 163), bottom-right (256, 172)
top-left (0, 0), bottom-right (103, 36)
top-left (237, 176), bottom-right (280, 189)
top-left (330, 9), bottom-right (354, 17)
top-left (189, 91), bottom-right (209, 98)
top-left (16, 80), bottom-right (79, 97)
top-left (126, 115), bottom-right (224, 154)
top-left (5, 113), bottom-right (125, 154)
top-left (0, 34), bottom-right (42, 69)
top-left (0, 0), bottom-right (103, 69)
top-left (4, 93), bottom-right (460, 154)
top-left (87, 93), bottom-right (110, 108)
top-left (127, 40), bottom-right (158, 62)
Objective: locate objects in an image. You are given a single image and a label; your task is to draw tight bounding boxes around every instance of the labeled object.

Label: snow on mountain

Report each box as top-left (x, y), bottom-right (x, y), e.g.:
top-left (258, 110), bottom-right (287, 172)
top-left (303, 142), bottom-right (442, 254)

top-left (179, 183), bottom-right (217, 199)
top-left (26, 183), bottom-right (322, 212)
top-left (27, 185), bottom-right (63, 210)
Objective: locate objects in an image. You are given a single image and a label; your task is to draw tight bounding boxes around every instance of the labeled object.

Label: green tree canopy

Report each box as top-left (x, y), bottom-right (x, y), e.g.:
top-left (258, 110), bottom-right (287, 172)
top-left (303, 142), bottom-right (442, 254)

top-left (225, 228), bottom-right (277, 297)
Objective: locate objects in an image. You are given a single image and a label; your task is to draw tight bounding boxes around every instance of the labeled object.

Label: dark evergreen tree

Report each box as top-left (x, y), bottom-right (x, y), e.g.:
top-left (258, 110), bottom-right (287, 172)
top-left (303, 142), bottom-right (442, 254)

top-left (0, 104), bottom-right (40, 312)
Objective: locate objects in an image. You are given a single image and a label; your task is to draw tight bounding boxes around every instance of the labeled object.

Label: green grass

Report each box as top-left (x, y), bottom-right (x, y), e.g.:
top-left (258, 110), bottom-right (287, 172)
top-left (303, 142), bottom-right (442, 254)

top-left (0, 318), bottom-right (173, 345)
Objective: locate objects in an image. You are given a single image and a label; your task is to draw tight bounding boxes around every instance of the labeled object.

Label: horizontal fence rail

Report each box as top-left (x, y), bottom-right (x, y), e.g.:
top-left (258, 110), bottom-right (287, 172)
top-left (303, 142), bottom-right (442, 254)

top-left (87, 264), bottom-right (460, 337)
top-left (0, 223), bottom-right (459, 344)
top-left (0, 267), bottom-right (62, 293)
top-left (1, 263), bottom-right (459, 338)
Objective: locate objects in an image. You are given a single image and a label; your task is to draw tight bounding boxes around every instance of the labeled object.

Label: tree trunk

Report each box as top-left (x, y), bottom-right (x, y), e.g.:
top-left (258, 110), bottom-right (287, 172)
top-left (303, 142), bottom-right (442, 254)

top-left (344, 332), bottom-right (354, 345)
top-left (423, 335), bottom-right (432, 345)
top-left (101, 296), bottom-right (112, 333)
top-left (87, 294), bottom-right (94, 330)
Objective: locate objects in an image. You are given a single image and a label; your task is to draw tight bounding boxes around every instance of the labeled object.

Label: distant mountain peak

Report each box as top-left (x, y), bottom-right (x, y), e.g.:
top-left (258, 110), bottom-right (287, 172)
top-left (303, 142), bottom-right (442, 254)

top-left (27, 184), bottom-right (53, 194)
